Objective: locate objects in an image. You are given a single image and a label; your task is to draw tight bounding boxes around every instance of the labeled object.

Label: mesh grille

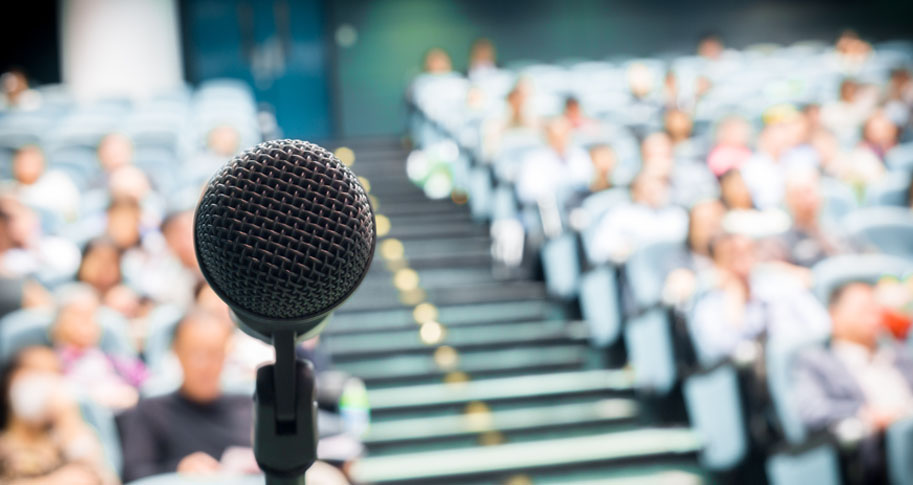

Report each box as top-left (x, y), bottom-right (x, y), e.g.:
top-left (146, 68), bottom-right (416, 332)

top-left (194, 139), bottom-right (375, 320)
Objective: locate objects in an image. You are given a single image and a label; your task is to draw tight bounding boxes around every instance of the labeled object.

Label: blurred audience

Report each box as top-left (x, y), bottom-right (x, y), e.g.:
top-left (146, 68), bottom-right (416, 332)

top-left (0, 346), bottom-right (118, 484)
top-left (516, 117), bottom-right (591, 204)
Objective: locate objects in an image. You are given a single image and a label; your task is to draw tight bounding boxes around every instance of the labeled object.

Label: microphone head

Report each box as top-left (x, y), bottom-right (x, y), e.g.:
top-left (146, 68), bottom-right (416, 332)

top-left (194, 139), bottom-right (375, 338)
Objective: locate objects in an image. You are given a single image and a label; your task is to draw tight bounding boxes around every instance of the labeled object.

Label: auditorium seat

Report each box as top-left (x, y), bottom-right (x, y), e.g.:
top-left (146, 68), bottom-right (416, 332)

top-left (766, 444), bottom-right (842, 485)
top-left (887, 416), bottom-right (913, 485)
top-left (682, 364), bottom-right (748, 471)
top-left (843, 206), bottom-right (913, 257)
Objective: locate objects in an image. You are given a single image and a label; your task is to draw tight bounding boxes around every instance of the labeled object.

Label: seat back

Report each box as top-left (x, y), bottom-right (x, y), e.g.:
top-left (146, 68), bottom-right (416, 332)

top-left (578, 265), bottom-right (622, 347)
top-left (541, 231), bottom-right (581, 300)
top-left (625, 238), bottom-right (687, 311)
top-left (766, 444), bottom-right (842, 485)
top-left (888, 416), bottom-right (913, 485)
top-left (683, 364), bottom-right (748, 470)
top-left (624, 308), bottom-right (677, 394)
top-left (844, 207), bottom-right (913, 257)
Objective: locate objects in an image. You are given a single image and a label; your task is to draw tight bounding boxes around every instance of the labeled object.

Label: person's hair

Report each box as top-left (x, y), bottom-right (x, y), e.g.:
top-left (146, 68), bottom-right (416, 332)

top-left (0, 349), bottom-right (32, 430)
top-left (160, 210), bottom-right (189, 234)
top-left (106, 196), bottom-right (141, 215)
top-left (171, 309), bottom-right (231, 349)
top-left (77, 237), bottom-right (123, 282)
top-left (564, 96), bottom-right (580, 109)
top-left (827, 280), bottom-right (871, 309)
top-left (698, 31), bottom-right (722, 45)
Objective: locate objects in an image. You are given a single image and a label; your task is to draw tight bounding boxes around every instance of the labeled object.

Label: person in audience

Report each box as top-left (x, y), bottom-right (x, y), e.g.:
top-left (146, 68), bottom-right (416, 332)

top-left (640, 131), bottom-right (674, 174)
top-left (664, 108), bottom-right (699, 158)
top-left (832, 29), bottom-right (873, 74)
top-left (52, 284), bottom-right (145, 410)
top-left (206, 124), bottom-right (242, 159)
top-left (423, 47), bottom-right (452, 75)
top-left (821, 78), bottom-right (879, 147)
top-left (587, 144), bottom-right (617, 193)
top-left (10, 145), bottom-right (80, 223)
top-left (105, 198), bottom-right (144, 251)
top-left (562, 97), bottom-right (599, 134)
top-left (516, 117), bottom-right (592, 204)
top-left (859, 109), bottom-right (899, 162)
top-left (119, 311), bottom-right (356, 482)
top-left (885, 68), bottom-right (913, 128)
top-left (662, 199), bottom-right (726, 304)
top-left (776, 167), bottom-right (844, 267)
top-left (794, 281), bottom-right (913, 481)
top-left (590, 168), bottom-right (688, 263)
top-left (690, 232), bottom-right (830, 364)
top-left (697, 32), bottom-right (725, 61)
top-left (96, 134), bottom-right (134, 175)
top-left (77, 238), bottom-right (123, 299)
top-left (467, 38), bottom-right (497, 80)
top-left (0, 275), bottom-right (51, 320)
top-left (718, 169), bottom-right (754, 210)
top-left (124, 210), bottom-right (199, 310)
top-left (0, 68), bottom-right (41, 110)
top-left (0, 194), bottom-right (80, 282)
top-left (0, 346), bottom-right (118, 484)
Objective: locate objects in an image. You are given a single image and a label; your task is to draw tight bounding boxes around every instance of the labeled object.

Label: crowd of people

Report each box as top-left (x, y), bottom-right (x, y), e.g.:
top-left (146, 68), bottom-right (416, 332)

top-left (0, 76), bottom-right (360, 484)
top-left (409, 31), bottom-right (913, 482)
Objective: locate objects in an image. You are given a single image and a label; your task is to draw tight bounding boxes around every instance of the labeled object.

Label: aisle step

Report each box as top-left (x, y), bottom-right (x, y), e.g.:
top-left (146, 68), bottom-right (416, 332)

top-left (334, 344), bottom-right (589, 386)
top-left (365, 398), bottom-right (638, 445)
top-left (326, 321), bottom-right (588, 360)
top-left (329, 300), bottom-right (563, 333)
top-left (350, 427), bottom-right (701, 484)
top-left (339, 281), bottom-right (547, 313)
top-left (367, 369), bottom-right (633, 412)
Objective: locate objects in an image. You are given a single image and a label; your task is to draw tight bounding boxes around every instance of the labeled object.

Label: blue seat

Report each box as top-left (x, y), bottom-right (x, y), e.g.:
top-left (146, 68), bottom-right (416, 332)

top-left (624, 308), bottom-right (677, 394)
top-left (886, 143), bottom-right (913, 172)
top-left (864, 173), bottom-right (909, 207)
top-left (541, 231), bottom-right (581, 300)
top-left (468, 166), bottom-right (494, 221)
top-left (766, 444), bottom-right (842, 485)
top-left (128, 473), bottom-right (263, 485)
top-left (811, 253), bottom-right (913, 302)
top-left (0, 309), bottom-right (54, 363)
top-left (625, 238), bottom-right (687, 311)
top-left (766, 339), bottom-right (827, 445)
top-left (143, 304), bottom-right (184, 370)
top-left (844, 207), bottom-right (913, 257)
top-left (819, 177), bottom-right (858, 223)
top-left (579, 265), bottom-right (622, 347)
top-left (79, 398), bottom-right (122, 475)
top-left (888, 416), bottom-right (913, 485)
top-left (683, 364), bottom-right (748, 470)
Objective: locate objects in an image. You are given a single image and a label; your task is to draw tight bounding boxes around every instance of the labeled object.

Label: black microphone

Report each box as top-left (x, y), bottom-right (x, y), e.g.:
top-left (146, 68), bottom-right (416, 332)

top-left (194, 138), bottom-right (376, 342)
top-left (192, 139), bottom-right (375, 484)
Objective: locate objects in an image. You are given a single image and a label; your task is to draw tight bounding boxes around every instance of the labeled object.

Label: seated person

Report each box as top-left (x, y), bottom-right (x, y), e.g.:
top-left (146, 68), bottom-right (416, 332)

top-left (718, 169), bottom-right (755, 210)
top-left (119, 311), bottom-right (359, 482)
top-left (775, 167), bottom-right (845, 267)
top-left (587, 144), bottom-right (617, 193)
top-left (589, 168), bottom-right (688, 263)
top-left (52, 284), bottom-right (145, 411)
top-left (516, 118), bottom-right (592, 204)
top-left (0, 346), bottom-right (118, 484)
top-left (662, 199), bottom-right (725, 305)
top-left (8, 145), bottom-right (80, 223)
top-left (690, 232), bottom-right (830, 364)
top-left (794, 282), bottom-right (913, 434)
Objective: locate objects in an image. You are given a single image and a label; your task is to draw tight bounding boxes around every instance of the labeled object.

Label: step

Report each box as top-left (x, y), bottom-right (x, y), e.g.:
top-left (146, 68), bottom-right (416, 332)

top-left (336, 281), bottom-right (547, 314)
top-left (334, 344), bottom-right (588, 385)
top-left (385, 222), bottom-right (488, 240)
top-left (350, 427), bottom-right (701, 484)
top-left (326, 320), bottom-right (588, 360)
top-left (367, 369), bottom-right (633, 412)
top-left (528, 463), bottom-right (707, 485)
top-left (365, 398), bottom-right (638, 445)
top-left (327, 300), bottom-right (562, 333)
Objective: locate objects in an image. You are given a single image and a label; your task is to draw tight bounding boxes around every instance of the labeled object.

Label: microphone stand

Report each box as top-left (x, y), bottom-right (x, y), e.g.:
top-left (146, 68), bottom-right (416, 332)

top-left (253, 330), bottom-right (317, 485)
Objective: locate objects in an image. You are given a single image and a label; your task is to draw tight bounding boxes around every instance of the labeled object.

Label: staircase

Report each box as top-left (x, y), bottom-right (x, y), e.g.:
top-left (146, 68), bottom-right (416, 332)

top-left (320, 138), bottom-right (707, 485)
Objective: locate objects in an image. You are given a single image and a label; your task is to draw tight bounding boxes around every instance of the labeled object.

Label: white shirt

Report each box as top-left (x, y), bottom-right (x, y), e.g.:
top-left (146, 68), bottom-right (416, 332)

top-left (18, 170), bottom-right (81, 223)
top-left (590, 202), bottom-right (688, 264)
top-left (833, 341), bottom-right (913, 413)
top-left (516, 146), bottom-right (592, 205)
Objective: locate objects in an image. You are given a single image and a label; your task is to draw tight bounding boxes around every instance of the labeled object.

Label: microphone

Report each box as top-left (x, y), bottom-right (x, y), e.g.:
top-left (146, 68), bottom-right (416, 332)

top-left (194, 138), bottom-right (376, 342)
top-left (192, 139), bottom-right (376, 484)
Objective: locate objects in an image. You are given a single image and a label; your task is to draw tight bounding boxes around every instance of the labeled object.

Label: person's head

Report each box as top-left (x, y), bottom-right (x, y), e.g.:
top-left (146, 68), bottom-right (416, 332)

top-left (829, 281), bottom-right (882, 349)
top-left (1, 69), bottom-right (29, 102)
top-left (836, 29), bottom-right (871, 60)
top-left (469, 38), bottom-right (496, 69)
top-left (588, 144), bottom-right (616, 176)
top-left (785, 167), bottom-right (821, 227)
top-left (564, 97), bottom-right (582, 121)
top-left (423, 47), bottom-right (452, 74)
top-left (0, 194), bottom-right (38, 249)
top-left (631, 168), bottom-right (670, 209)
top-left (0, 346), bottom-right (63, 430)
top-left (106, 198), bottom-right (142, 250)
top-left (507, 78), bottom-right (533, 111)
top-left (544, 117), bottom-right (572, 156)
top-left (664, 108), bottom-right (693, 143)
top-left (173, 310), bottom-right (234, 403)
top-left (697, 32), bottom-right (724, 60)
top-left (839, 78), bottom-right (859, 103)
top-left (52, 284), bottom-right (102, 351)
top-left (641, 131), bottom-right (673, 168)
top-left (862, 110), bottom-right (899, 152)
top-left (77, 237), bottom-right (123, 295)
top-left (719, 169), bottom-right (754, 210)
top-left (97, 133), bottom-right (134, 172)
top-left (710, 232), bottom-right (756, 281)
top-left (207, 125), bottom-right (241, 158)
top-left (627, 63), bottom-right (655, 99)
top-left (714, 116), bottom-right (752, 149)
top-left (802, 103), bottom-right (821, 131)
top-left (162, 210), bottom-right (197, 270)
top-left (194, 283), bottom-right (232, 324)
top-left (108, 165), bottom-right (151, 202)
top-left (12, 145), bottom-right (45, 186)
top-left (889, 68), bottom-right (912, 99)
top-left (687, 199), bottom-right (725, 256)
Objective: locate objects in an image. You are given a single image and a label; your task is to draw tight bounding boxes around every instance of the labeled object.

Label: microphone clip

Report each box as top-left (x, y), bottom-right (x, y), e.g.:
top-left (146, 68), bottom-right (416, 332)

top-left (253, 330), bottom-right (317, 483)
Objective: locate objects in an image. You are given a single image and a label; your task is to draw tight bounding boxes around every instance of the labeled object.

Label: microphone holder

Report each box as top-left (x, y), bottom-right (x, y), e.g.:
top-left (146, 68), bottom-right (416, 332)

top-left (254, 330), bottom-right (317, 485)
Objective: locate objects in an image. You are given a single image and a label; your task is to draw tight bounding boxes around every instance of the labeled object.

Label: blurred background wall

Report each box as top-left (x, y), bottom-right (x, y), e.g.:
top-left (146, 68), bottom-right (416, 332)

top-left (2, 0), bottom-right (912, 139)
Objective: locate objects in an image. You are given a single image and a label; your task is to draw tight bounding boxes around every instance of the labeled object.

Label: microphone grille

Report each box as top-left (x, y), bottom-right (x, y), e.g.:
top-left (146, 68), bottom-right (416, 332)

top-left (194, 139), bottom-right (375, 321)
